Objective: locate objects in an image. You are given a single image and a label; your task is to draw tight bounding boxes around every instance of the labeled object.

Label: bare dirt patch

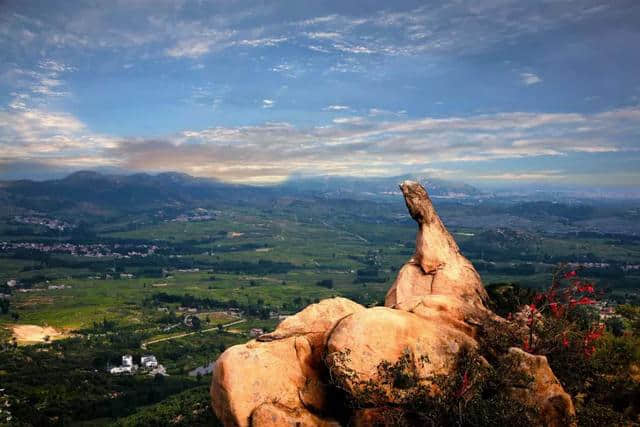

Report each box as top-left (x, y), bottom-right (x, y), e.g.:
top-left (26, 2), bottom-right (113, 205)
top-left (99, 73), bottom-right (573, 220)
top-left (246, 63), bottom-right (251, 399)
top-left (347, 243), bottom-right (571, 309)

top-left (10, 324), bottom-right (70, 345)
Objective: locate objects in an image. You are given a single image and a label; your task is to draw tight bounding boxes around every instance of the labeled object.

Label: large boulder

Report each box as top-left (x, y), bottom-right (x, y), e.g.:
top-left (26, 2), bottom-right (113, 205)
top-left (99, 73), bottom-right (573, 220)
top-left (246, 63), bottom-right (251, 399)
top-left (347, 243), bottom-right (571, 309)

top-left (250, 403), bottom-right (340, 427)
top-left (325, 306), bottom-right (477, 404)
top-left (210, 297), bottom-right (363, 427)
top-left (503, 348), bottom-right (576, 427)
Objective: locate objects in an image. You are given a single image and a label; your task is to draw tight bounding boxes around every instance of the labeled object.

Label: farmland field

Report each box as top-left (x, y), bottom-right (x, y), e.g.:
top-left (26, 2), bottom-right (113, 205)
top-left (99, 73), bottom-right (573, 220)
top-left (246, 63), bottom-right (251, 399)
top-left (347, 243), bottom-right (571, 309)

top-left (1, 193), bottom-right (639, 425)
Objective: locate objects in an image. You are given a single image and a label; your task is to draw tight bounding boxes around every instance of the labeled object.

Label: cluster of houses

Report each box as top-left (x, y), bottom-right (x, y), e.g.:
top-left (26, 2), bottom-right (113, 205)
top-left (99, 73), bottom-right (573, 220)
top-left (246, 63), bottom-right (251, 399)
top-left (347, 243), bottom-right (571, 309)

top-left (109, 354), bottom-right (166, 376)
top-left (170, 209), bottom-right (217, 223)
top-left (13, 215), bottom-right (72, 231)
top-left (0, 242), bottom-right (158, 258)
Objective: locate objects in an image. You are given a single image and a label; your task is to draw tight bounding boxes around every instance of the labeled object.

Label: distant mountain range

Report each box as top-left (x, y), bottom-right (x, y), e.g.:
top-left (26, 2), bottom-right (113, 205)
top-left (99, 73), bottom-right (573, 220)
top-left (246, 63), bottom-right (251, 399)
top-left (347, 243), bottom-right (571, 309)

top-left (277, 174), bottom-right (481, 199)
top-left (0, 171), bottom-right (481, 217)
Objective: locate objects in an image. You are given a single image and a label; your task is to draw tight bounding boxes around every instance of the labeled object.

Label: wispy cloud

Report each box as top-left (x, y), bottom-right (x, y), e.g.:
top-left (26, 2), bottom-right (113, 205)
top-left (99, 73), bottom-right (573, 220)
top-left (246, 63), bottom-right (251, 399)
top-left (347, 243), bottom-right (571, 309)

top-left (262, 99), bottom-right (275, 108)
top-left (474, 171), bottom-right (566, 181)
top-left (105, 107), bottom-right (639, 183)
top-left (324, 105), bottom-right (350, 111)
top-left (2, 104), bottom-right (639, 184)
top-left (520, 72), bottom-right (542, 86)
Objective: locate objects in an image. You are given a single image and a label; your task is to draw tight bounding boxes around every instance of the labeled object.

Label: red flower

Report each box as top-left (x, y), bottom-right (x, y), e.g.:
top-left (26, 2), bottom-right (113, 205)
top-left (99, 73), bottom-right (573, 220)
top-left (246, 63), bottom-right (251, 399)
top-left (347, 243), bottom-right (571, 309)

top-left (562, 332), bottom-right (569, 348)
top-left (575, 296), bottom-right (595, 305)
top-left (547, 290), bottom-right (557, 302)
top-left (529, 303), bottom-right (537, 313)
top-left (578, 283), bottom-right (595, 293)
top-left (584, 345), bottom-right (596, 357)
top-left (549, 302), bottom-right (563, 318)
top-left (564, 270), bottom-right (577, 279)
top-left (523, 339), bottom-right (531, 352)
top-left (456, 370), bottom-right (470, 398)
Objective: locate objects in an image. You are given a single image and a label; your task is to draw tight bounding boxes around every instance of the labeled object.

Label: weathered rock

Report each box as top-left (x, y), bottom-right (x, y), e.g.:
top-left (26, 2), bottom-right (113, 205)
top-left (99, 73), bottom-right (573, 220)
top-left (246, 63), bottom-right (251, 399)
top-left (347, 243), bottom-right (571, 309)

top-left (211, 181), bottom-right (576, 427)
top-left (385, 181), bottom-right (487, 310)
top-left (210, 297), bottom-right (363, 427)
top-left (259, 297), bottom-right (364, 349)
top-left (250, 403), bottom-right (340, 427)
top-left (350, 407), bottom-right (408, 427)
top-left (503, 348), bottom-right (576, 427)
top-left (325, 306), bottom-right (476, 404)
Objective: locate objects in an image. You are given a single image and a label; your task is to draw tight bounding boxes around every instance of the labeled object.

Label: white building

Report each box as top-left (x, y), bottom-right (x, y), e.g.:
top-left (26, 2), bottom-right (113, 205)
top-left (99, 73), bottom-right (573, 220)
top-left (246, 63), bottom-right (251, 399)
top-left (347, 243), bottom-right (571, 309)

top-left (122, 355), bottom-right (133, 367)
top-left (141, 355), bottom-right (158, 369)
top-left (109, 355), bottom-right (137, 375)
top-left (109, 365), bottom-right (132, 374)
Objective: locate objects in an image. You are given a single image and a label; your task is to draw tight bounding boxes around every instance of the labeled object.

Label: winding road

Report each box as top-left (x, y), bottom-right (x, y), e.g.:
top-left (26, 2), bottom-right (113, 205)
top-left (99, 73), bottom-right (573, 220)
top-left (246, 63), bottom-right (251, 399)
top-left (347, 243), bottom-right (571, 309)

top-left (141, 318), bottom-right (246, 349)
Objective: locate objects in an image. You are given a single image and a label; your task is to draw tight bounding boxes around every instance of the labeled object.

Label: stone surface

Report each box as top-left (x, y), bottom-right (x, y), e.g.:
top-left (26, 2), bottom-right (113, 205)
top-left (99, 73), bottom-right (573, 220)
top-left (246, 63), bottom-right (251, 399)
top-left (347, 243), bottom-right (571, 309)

top-left (210, 297), bottom-right (363, 427)
top-left (385, 181), bottom-right (487, 310)
top-left (210, 181), bottom-right (576, 427)
top-left (325, 306), bottom-right (477, 404)
top-left (250, 403), bottom-right (340, 427)
top-left (259, 297), bottom-right (364, 349)
top-left (504, 348), bottom-right (576, 427)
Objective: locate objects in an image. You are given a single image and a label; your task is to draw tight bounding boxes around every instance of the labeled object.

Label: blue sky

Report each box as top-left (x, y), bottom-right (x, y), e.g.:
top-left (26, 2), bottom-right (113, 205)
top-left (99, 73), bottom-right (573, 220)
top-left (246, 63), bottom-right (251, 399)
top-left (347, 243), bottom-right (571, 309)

top-left (0, 0), bottom-right (639, 187)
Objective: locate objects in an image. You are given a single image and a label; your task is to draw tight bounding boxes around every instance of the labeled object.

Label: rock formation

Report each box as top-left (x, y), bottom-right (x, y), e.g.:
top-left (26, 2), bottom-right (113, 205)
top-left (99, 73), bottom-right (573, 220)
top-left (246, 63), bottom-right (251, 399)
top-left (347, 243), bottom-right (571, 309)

top-left (210, 181), bottom-right (575, 426)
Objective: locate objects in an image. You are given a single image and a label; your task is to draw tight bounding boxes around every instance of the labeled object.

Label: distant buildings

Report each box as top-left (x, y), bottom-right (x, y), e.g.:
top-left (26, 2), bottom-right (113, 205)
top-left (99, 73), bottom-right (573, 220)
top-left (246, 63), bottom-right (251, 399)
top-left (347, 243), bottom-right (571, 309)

top-left (109, 355), bottom-right (136, 374)
top-left (141, 355), bottom-right (158, 369)
top-left (109, 354), bottom-right (164, 375)
top-left (0, 241), bottom-right (157, 258)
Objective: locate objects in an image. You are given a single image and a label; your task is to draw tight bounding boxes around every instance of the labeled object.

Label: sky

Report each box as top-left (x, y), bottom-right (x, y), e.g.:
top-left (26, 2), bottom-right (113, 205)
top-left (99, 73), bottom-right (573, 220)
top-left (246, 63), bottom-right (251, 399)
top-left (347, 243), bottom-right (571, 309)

top-left (1, 0), bottom-right (639, 188)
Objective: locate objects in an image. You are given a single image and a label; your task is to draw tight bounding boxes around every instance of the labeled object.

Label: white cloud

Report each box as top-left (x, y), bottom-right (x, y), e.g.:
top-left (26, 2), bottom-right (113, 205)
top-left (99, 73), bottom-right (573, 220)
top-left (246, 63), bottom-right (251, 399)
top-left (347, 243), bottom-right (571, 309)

top-left (237, 37), bottom-right (288, 48)
top-left (165, 40), bottom-right (214, 58)
top-left (304, 32), bottom-right (341, 40)
top-left (324, 105), bottom-right (350, 111)
top-left (5, 104), bottom-right (636, 183)
top-left (474, 171), bottom-right (566, 181)
top-left (262, 99), bottom-right (275, 108)
top-left (368, 108), bottom-right (407, 117)
top-left (520, 72), bottom-right (542, 86)
top-left (332, 116), bottom-right (363, 124)
top-left (0, 101), bottom-right (118, 163)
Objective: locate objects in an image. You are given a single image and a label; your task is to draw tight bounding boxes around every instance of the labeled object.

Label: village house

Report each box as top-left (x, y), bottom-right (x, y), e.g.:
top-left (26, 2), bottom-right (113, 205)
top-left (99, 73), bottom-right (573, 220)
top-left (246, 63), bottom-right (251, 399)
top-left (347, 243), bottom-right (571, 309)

top-left (109, 355), bottom-right (137, 375)
top-left (141, 355), bottom-right (158, 369)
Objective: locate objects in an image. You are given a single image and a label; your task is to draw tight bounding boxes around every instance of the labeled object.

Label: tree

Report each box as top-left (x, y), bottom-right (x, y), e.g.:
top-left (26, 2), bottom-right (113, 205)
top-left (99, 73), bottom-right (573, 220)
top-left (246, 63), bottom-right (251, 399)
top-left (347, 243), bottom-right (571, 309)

top-left (191, 316), bottom-right (201, 330)
top-left (606, 316), bottom-right (625, 337)
top-left (316, 279), bottom-right (334, 289)
top-left (0, 299), bottom-right (9, 314)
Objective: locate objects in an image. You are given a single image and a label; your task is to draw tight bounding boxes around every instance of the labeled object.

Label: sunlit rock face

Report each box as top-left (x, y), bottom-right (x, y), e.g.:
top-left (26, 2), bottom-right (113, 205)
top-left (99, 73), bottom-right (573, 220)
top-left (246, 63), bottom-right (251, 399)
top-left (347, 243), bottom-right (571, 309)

top-left (210, 181), bottom-right (575, 427)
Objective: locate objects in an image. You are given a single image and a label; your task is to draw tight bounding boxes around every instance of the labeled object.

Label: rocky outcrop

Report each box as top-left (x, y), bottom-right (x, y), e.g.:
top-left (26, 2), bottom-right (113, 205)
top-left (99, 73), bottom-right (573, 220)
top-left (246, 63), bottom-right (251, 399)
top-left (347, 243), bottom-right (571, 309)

top-left (210, 181), bottom-right (575, 426)
top-left (325, 307), bottom-right (477, 404)
top-left (210, 297), bottom-right (363, 427)
top-left (503, 348), bottom-right (575, 427)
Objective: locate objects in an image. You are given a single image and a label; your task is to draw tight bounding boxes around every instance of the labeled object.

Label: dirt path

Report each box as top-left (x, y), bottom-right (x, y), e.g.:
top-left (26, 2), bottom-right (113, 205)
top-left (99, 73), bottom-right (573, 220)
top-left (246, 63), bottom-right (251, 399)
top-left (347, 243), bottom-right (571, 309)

top-left (320, 220), bottom-right (369, 243)
top-left (141, 319), bottom-right (246, 349)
